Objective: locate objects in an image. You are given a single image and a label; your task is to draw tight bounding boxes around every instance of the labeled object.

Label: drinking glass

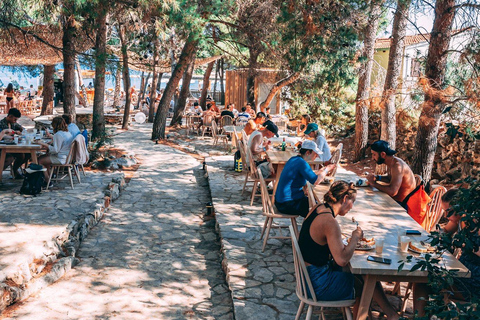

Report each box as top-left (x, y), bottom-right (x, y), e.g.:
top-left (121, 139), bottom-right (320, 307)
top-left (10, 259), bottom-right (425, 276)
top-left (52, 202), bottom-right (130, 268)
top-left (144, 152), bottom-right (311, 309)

top-left (400, 236), bottom-right (410, 252)
top-left (375, 237), bottom-right (384, 255)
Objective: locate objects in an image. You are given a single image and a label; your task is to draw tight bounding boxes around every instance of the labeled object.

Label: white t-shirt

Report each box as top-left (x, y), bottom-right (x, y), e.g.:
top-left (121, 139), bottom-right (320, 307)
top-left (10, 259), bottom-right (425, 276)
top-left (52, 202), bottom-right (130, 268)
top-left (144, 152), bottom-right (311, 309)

top-left (48, 131), bottom-right (73, 164)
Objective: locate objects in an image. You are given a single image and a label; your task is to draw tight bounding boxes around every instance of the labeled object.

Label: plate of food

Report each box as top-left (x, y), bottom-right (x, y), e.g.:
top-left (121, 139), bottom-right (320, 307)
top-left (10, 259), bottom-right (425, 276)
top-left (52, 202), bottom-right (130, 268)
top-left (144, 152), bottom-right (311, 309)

top-left (408, 241), bottom-right (436, 254)
top-left (343, 237), bottom-right (376, 251)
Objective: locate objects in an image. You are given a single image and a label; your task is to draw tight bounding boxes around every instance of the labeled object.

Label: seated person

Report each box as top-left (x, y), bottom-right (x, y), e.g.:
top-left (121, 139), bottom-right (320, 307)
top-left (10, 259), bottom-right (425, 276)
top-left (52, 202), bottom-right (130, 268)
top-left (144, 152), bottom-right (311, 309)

top-left (365, 140), bottom-right (419, 221)
top-left (61, 115), bottom-right (81, 138)
top-left (198, 104), bottom-right (216, 131)
top-left (299, 181), bottom-right (400, 320)
top-left (0, 128), bottom-right (15, 170)
top-left (0, 108), bottom-right (26, 178)
top-left (237, 107), bottom-right (251, 120)
top-left (189, 101), bottom-right (202, 115)
top-left (209, 102), bottom-right (220, 115)
top-left (37, 117), bottom-right (73, 181)
top-left (275, 140), bottom-right (335, 217)
top-left (297, 114), bottom-right (311, 136)
top-left (245, 103), bottom-right (255, 117)
top-left (304, 123), bottom-right (331, 162)
top-left (244, 112), bottom-right (266, 136)
top-left (220, 104), bottom-right (235, 118)
top-left (247, 120), bottom-right (278, 165)
top-left (231, 104), bottom-right (239, 117)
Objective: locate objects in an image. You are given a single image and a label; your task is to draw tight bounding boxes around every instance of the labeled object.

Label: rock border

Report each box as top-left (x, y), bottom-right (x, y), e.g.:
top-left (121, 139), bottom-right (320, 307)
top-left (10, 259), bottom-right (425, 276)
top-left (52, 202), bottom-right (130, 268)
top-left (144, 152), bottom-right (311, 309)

top-left (0, 175), bottom-right (126, 312)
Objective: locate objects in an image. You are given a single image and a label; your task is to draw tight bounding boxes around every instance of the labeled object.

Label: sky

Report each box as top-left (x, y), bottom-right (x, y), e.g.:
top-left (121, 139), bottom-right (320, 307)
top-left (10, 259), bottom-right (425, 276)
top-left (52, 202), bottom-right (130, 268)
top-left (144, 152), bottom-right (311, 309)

top-left (383, 6), bottom-right (435, 37)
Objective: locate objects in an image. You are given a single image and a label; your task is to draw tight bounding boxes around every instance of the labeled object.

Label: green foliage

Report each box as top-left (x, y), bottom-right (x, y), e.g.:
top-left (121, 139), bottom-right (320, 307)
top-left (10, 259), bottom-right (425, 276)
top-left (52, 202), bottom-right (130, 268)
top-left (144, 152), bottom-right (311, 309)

top-left (402, 179), bottom-right (480, 319)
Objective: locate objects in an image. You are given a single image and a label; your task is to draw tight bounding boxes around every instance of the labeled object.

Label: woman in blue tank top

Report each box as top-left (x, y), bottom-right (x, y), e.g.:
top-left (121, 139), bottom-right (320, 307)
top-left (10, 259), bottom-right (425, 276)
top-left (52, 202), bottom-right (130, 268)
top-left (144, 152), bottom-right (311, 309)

top-left (298, 181), bottom-right (400, 320)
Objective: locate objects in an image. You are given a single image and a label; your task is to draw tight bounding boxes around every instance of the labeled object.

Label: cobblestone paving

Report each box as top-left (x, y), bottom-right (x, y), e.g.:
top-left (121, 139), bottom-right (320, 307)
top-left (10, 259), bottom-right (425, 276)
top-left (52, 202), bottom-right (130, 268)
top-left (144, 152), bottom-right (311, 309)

top-left (2, 124), bottom-right (233, 320)
top-left (0, 159), bottom-right (119, 282)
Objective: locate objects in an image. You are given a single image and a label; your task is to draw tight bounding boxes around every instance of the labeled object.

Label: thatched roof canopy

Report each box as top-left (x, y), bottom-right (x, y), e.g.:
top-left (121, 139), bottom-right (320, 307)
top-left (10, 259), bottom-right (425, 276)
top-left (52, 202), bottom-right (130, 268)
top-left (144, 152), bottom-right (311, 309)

top-left (0, 25), bottom-right (93, 66)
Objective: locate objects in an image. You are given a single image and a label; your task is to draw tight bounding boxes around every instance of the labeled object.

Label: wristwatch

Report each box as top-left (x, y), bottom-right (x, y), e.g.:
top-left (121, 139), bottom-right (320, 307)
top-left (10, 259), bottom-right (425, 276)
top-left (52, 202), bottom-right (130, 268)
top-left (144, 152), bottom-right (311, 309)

top-left (376, 175), bottom-right (381, 182)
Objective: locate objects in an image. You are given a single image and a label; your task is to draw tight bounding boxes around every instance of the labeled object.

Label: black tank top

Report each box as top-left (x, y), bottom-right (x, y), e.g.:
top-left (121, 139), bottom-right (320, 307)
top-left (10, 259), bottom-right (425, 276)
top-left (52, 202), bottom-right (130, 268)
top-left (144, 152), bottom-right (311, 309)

top-left (298, 203), bottom-right (335, 267)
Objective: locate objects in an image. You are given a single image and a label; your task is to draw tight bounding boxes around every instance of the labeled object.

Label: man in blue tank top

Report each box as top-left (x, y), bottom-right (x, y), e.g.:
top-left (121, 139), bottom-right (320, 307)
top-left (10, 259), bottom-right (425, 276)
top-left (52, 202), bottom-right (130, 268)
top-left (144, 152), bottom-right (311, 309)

top-left (275, 140), bottom-right (335, 217)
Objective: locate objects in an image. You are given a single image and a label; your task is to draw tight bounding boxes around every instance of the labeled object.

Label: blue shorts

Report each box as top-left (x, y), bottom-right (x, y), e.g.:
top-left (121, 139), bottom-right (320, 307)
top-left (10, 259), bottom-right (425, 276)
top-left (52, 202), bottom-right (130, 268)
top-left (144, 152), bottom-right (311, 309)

top-left (307, 263), bottom-right (355, 301)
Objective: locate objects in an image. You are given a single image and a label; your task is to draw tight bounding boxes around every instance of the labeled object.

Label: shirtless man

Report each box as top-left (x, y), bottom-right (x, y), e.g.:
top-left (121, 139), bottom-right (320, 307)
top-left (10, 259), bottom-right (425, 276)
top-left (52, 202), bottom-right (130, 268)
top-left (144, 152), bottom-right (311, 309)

top-left (243, 112), bottom-right (266, 135)
top-left (365, 140), bottom-right (416, 207)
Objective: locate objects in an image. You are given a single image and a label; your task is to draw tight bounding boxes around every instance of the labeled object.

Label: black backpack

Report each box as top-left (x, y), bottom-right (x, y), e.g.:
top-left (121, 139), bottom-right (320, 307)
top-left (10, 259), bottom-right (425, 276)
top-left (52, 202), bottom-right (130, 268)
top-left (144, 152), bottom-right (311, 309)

top-left (20, 171), bottom-right (45, 196)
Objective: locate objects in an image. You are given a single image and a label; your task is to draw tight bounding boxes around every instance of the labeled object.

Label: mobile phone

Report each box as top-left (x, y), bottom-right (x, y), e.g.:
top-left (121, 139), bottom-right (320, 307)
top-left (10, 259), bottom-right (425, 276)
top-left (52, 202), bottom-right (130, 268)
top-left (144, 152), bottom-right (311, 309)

top-left (406, 230), bottom-right (421, 235)
top-left (367, 256), bottom-right (392, 264)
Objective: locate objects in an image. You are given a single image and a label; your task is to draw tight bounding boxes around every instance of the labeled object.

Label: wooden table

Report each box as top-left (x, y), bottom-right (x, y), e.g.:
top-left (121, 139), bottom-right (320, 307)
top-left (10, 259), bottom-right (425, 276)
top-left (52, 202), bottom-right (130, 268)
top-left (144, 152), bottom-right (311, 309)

top-left (313, 168), bottom-right (470, 320)
top-left (266, 150), bottom-right (324, 202)
top-left (0, 143), bottom-right (42, 182)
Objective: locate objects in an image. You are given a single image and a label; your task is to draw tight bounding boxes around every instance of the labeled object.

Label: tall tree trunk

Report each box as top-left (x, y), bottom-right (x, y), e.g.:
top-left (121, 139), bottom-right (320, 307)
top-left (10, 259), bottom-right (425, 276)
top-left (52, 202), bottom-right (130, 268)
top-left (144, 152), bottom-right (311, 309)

top-left (219, 58), bottom-right (225, 105)
top-left (138, 72), bottom-right (151, 109)
top-left (75, 60), bottom-right (88, 107)
top-left (41, 65), bottom-right (55, 115)
top-left (137, 71), bottom-right (144, 108)
top-left (170, 57), bottom-right (195, 126)
top-left (259, 73), bottom-right (300, 111)
top-left (412, 0), bottom-right (455, 182)
top-left (354, 2), bottom-right (382, 162)
top-left (246, 49), bottom-right (259, 107)
top-left (152, 34), bottom-right (199, 140)
top-left (119, 25), bottom-right (131, 130)
top-left (199, 61), bottom-right (215, 110)
top-left (62, 15), bottom-right (77, 121)
top-left (157, 73), bottom-right (163, 91)
top-left (380, 0), bottom-right (411, 149)
top-left (148, 36), bottom-right (159, 123)
top-left (213, 59), bottom-right (219, 97)
top-left (113, 63), bottom-right (121, 108)
top-left (91, 6), bottom-right (108, 140)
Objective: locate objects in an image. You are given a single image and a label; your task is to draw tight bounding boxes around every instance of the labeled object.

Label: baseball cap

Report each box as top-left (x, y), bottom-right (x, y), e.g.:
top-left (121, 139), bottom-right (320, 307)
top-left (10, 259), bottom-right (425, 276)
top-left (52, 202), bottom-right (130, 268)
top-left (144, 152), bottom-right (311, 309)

top-left (263, 120), bottom-right (279, 137)
top-left (370, 140), bottom-right (397, 156)
top-left (304, 123), bottom-right (318, 135)
top-left (301, 140), bottom-right (323, 157)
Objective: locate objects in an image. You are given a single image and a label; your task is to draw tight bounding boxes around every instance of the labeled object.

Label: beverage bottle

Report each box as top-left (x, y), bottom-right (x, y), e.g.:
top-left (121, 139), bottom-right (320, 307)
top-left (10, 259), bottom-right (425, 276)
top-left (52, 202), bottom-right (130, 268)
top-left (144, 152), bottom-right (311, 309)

top-left (281, 138), bottom-right (286, 151)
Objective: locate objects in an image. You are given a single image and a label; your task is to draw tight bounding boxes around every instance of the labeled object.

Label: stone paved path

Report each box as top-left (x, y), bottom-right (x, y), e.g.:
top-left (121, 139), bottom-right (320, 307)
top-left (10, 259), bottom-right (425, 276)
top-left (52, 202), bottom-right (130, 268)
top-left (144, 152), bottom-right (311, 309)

top-left (0, 153), bottom-right (120, 288)
top-left (2, 124), bottom-right (233, 320)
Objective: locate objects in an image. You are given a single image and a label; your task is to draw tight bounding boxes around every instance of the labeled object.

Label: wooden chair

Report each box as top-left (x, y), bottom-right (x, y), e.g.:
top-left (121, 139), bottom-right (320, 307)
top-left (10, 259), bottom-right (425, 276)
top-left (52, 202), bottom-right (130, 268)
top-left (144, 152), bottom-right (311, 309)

top-left (326, 143), bottom-right (343, 179)
top-left (211, 120), bottom-right (228, 147)
top-left (424, 186), bottom-right (447, 232)
top-left (188, 115), bottom-right (202, 135)
top-left (241, 129), bottom-right (249, 145)
top-left (289, 225), bottom-right (355, 320)
top-left (258, 168), bottom-right (298, 252)
top-left (306, 182), bottom-right (321, 210)
top-left (238, 140), bottom-right (254, 195)
top-left (246, 146), bottom-right (275, 205)
top-left (46, 141), bottom-right (81, 190)
top-left (220, 115), bottom-right (234, 132)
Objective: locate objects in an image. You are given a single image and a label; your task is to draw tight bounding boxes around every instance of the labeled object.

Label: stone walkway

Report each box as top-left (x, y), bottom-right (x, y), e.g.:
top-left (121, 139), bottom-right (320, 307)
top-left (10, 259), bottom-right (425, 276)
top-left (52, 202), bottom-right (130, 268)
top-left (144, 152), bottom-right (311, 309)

top-left (2, 124), bottom-right (233, 319)
top-left (0, 150), bottom-right (121, 310)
